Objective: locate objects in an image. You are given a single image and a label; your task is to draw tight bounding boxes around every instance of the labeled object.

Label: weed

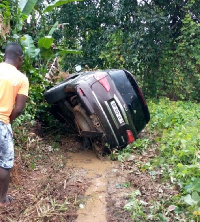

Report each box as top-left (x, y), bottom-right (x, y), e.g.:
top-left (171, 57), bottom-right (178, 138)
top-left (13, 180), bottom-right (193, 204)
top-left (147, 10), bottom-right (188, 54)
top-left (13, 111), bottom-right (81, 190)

top-left (124, 190), bottom-right (147, 221)
top-left (122, 98), bottom-right (200, 220)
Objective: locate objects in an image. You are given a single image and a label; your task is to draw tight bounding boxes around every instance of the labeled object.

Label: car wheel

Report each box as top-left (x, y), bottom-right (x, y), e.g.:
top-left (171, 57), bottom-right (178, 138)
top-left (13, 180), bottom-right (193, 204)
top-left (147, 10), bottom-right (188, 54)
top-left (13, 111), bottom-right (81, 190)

top-left (73, 104), bottom-right (94, 149)
top-left (73, 104), bottom-right (94, 132)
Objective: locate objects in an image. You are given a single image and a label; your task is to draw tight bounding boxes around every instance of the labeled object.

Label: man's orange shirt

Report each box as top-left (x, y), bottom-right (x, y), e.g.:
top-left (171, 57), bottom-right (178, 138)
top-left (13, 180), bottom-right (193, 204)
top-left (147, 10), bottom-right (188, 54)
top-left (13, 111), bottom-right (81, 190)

top-left (0, 63), bottom-right (29, 124)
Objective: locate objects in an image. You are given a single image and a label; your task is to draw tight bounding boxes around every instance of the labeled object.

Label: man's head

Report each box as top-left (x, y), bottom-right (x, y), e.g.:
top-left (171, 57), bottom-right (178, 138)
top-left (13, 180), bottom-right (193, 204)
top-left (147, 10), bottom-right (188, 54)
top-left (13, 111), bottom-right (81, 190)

top-left (4, 43), bottom-right (23, 70)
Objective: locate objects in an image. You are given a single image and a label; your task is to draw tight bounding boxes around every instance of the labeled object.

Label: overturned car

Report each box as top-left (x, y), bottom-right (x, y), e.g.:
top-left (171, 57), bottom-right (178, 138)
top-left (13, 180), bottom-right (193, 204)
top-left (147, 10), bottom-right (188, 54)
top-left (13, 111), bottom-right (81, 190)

top-left (44, 69), bottom-right (150, 156)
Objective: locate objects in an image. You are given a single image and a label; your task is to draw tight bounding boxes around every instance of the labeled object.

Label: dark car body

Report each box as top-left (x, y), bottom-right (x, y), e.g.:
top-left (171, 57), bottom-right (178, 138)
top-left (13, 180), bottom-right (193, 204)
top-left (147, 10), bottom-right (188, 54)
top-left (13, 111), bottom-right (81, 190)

top-left (44, 69), bottom-right (150, 154)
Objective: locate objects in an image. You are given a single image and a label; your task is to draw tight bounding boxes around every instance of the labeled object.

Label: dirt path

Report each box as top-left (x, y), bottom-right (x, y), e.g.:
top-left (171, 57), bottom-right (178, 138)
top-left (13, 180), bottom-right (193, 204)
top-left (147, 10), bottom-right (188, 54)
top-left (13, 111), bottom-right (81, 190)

top-left (0, 133), bottom-right (175, 221)
top-left (67, 150), bottom-right (115, 222)
top-left (0, 133), bottom-right (132, 222)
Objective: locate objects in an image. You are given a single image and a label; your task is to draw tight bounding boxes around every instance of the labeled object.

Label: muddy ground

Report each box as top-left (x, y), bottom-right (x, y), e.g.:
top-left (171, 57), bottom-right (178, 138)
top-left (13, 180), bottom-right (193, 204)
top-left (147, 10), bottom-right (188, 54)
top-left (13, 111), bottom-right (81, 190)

top-left (0, 130), bottom-right (177, 222)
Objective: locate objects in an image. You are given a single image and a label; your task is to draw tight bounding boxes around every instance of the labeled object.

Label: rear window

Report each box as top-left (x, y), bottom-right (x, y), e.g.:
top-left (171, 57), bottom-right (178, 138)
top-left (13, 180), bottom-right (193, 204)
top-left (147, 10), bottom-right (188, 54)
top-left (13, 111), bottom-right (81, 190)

top-left (109, 70), bottom-right (146, 132)
top-left (109, 70), bottom-right (138, 106)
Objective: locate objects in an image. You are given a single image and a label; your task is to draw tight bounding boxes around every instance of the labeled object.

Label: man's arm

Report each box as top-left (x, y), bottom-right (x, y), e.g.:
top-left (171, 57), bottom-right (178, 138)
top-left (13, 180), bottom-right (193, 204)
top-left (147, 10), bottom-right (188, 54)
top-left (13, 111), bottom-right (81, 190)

top-left (10, 94), bottom-right (28, 122)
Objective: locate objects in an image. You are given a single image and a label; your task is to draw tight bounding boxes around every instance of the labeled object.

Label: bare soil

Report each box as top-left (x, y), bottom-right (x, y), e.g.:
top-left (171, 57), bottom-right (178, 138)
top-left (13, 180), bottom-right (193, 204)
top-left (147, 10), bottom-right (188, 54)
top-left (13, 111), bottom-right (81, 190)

top-left (0, 131), bottom-right (176, 222)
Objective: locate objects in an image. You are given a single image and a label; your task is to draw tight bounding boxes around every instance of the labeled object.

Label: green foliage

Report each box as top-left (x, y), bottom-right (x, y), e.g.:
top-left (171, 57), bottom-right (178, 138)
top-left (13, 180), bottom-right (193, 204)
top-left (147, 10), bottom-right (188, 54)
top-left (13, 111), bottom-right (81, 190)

top-left (18, 0), bottom-right (39, 16)
top-left (0, 1), bottom-right (11, 42)
top-left (21, 34), bottom-right (40, 58)
top-left (57, 0), bottom-right (199, 101)
top-left (43, 0), bottom-right (83, 13)
top-left (99, 30), bottom-right (125, 69)
top-left (38, 36), bottom-right (54, 49)
top-left (110, 138), bottom-right (152, 162)
top-left (124, 190), bottom-right (147, 221)
top-left (157, 1), bottom-right (200, 101)
top-left (121, 99), bottom-right (200, 220)
top-left (57, 0), bottom-right (117, 71)
top-left (149, 99), bottom-right (200, 219)
top-left (0, 1), bottom-right (11, 24)
top-left (0, 0), bottom-right (83, 125)
top-left (48, 21), bottom-right (59, 36)
top-left (125, 189), bottom-right (169, 221)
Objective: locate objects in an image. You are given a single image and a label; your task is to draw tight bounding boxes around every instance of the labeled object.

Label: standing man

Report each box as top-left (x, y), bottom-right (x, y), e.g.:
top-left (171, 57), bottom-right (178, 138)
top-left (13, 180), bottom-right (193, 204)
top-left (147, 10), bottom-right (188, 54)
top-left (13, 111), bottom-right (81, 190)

top-left (0, 43), bottom-right (29, 207)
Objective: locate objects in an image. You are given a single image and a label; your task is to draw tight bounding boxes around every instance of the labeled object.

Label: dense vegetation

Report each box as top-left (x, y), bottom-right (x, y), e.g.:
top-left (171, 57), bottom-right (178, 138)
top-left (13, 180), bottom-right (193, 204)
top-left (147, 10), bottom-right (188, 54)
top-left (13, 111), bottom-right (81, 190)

top-left (1, 0), bottom-right (199, 107)
top-left (58, 0), bottom-right (200, 101)
top-left (0, 0), bottom-right (199, 220)
top-left (117, 99), bottom-right (200, 220)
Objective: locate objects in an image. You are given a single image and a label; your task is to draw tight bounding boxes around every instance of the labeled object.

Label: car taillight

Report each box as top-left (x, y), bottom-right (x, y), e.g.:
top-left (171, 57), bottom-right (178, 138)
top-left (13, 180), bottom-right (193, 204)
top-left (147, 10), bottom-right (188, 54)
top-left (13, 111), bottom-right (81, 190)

top-left (94, 72), bottom-right (110, 92)
top-left (126, 130), bottom-right (135, 144)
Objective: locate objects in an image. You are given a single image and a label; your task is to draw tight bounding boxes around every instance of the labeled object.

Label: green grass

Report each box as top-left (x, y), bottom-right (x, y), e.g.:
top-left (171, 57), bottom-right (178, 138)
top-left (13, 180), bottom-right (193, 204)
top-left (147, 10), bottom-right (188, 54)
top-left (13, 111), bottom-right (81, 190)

top-left (123, 98), bottom-right (200, 221)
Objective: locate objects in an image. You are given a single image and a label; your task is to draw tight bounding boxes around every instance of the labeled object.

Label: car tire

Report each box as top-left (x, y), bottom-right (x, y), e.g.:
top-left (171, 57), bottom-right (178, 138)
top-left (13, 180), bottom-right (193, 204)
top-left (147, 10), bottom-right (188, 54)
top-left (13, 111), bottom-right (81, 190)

top-left (44, 82), bottom-right (68, 104)
top-left (73, 104), bottom-right (94, 132)
top-left (73, 104), bottom-right (94, 149)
